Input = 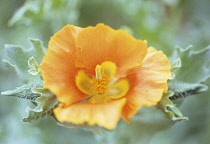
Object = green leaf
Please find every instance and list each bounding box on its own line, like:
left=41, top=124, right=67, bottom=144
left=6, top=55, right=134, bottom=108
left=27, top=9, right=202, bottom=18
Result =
left=22, top=88, right=58, bottom=122
left=3, top=39, right=46, bottom=82
left=1, top=82, right=41, bottom=101
left=159, top=46, right=210, bottom=122
left=156, top=91, right=188, bottom=121
left=28, top=39, right=47, bottom=63
left=2, top=59, right=16, bottom=73
left=170, top=45, right=210, bottom=83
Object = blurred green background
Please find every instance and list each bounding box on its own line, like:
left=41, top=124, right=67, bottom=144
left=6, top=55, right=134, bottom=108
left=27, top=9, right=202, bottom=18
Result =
left=0, top=0, right=210, bottom=144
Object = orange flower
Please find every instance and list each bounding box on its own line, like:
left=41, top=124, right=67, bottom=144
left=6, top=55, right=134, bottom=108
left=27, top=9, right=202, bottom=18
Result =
left=40, top=24, right=171, bottom=130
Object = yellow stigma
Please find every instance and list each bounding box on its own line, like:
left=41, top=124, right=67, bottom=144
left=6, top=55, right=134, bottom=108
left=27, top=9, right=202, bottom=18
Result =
left=91, top=65, right=110, bottom=94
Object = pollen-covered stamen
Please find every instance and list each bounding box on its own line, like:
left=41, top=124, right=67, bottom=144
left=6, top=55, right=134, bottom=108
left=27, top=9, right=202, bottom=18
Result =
left=91, top=65, right=110, bottom=94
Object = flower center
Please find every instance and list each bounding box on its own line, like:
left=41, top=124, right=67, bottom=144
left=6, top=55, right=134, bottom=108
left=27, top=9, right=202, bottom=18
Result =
left=75, top=61, right=129, bottom=103
left=91, top=65, right=110, bottom=94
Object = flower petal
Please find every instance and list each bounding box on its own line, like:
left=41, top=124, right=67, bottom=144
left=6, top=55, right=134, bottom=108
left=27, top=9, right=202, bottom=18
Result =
left=122, top=89, right=164, bottom=123
left=108, top=79, right=129, bottom=99
left=76, top=71, right=94, bottom=95
left=75, top=23, right=148, bottom=77
left=49, top=25, right=81, bottom=53
left=122, top=47, right=171, bottom=122
left=40, top=25, right=89, bottom=105
left=100, top=61, right=117, bottom=80
left=54, top=98, right=126, bottom=130
left=89, top=94, right=111, bottom=103
left=136, top=47, right=171, bottom=92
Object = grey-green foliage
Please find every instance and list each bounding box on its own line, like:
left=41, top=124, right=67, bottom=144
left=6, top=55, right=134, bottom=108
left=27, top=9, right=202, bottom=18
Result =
left=1, top=39, right=58, bottom=123
left=1, top=81, right=58, bottom=123
left=1, top=38, right=101, bottom=135
left=2, top=38, right=57, bottom=122
left=156, top=91, right=188, bottom=121
left=156, top=46, right=210, bottom=124
left=8, top=0, right=79, bottom=31
left=1, top=82, right=41, bottom=102
left=3, top=38, right=46, bottom=83
left=168, top=45, right=210, bottom=101
left=170, top=45, right=210, bottom=83
left=23, top=88, right=58, bottom=122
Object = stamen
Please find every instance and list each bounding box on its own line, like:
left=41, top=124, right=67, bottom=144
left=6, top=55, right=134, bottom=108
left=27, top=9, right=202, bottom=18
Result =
left=91, top=65, right=110, bottom=94
left=95, top=65, right=102, bottom=80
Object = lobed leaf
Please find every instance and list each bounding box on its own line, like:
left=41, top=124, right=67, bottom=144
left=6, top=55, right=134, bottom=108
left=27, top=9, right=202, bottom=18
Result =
left=156, top=91, right=188, bottom=121
left=157, top=45, right=210, bottom=122
left=22, top=88, right=58, bottom=122
left=1, top=82, right=41, bottom=102
left=170, top=45, right=210, bottom=83
left=3, top=39, right=46, bottom=82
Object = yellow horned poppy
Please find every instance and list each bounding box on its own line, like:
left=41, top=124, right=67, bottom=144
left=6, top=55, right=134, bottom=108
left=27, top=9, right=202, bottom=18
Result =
left=40, top=24, right=171, bottom=130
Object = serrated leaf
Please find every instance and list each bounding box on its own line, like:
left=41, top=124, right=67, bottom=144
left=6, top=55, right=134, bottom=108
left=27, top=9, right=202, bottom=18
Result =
left=170, top=45, right=210, bottom=83
left=28, top=39, right=47, bottom=62
left=22, top=88, right=58, bottom=122
left=156, top=91, right=188, bottom=121
left=162, top=46, right=210, bottom=121
left=1, top=82, right=42, bottom=101
left=57, top=122, right=101, bottom=136
left=4, top=39, right=46, bottom=82
left=2, top=59, right=16, bottom=72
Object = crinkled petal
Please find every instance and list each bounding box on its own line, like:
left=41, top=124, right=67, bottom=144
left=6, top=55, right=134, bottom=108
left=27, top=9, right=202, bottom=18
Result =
left=75, top=23, right=148, bottom=77
left=40, top=25, right=88, bottom=105
left=100, top=61, right=117, bottom=80
left=49, top=25, right=81, bottom=53
left=122, top=89, right=164, bottom=123
left=76, top=71, right=94, bottom=95
left=54, top=98, right=126, bottom=130
left=108, top=79, right=129, bottom=99
left=122, top=47, right=171, bottom=122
